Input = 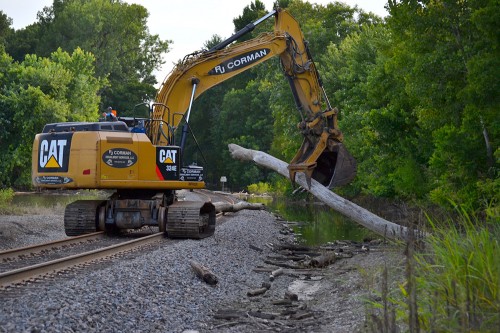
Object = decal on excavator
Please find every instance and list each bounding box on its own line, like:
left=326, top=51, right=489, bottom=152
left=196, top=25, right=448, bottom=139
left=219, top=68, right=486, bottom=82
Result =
left=38, top=133, right=72, bottom=173
left=208, top=48, right=271, bottom=75
left=156, top=147, right=180, bottom=180
left=180, top=167, right=203, bottom=182
left=35, top=176, right=73, bottom=185
left=102, top=148, right=137, bottom=168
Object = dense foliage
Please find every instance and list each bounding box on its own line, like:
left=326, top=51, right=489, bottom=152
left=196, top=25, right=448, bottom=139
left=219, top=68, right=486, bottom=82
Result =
left=185, top=0, right=498, bottom=218
left=3, top=0, right=169, bottom=113
left=0, top=0, right=497, bottom=217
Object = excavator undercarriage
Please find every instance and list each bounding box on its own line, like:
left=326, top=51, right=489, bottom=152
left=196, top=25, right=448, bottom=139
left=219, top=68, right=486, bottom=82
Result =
left=64, top=191, right=215, bottom=239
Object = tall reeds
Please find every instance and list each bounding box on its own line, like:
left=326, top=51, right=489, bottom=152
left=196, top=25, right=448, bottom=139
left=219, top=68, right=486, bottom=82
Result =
left=366, top=207, right=499, bottom=332
left=413, top=210, right=499, bottom=331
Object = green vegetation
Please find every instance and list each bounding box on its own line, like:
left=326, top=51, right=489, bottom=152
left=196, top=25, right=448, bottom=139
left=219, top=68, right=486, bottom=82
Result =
left=0, top=188, right=15, bottom=214
left=367, top=208, right=499, bottom=332
left=4, top=0, right=168, bottom=113
left=1, top=190, right=108, bottom=215
left=414, top=216, right=499, bottom=331
left=247, top=181, right=272, bottom=195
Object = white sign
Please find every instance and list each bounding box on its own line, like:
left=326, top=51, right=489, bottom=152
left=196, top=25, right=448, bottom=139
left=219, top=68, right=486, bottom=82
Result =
left=220, top=176, right=227, bottom=183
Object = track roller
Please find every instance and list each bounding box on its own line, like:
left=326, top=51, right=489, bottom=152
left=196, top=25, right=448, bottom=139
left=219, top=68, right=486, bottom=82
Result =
left=166, top=201, right=216, bottom=239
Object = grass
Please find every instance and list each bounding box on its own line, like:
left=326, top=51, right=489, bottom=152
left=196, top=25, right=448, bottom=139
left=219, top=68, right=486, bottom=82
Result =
left=366, top=207, right=500, bottom=332
left=414, top=211, right=499, bottom=332
left=0, top=188, right=16, bottom=214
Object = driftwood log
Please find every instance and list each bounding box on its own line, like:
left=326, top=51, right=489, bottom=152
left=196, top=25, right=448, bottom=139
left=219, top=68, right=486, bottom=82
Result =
left=228, top=143, right=412, bottom=241
left=213, top=201, right=265, bottom=214
left=189, top=260, right=218, bottom=285
left=247, top=282, right=271, bottom=297
left=269, top=267, right=284, bottom=281
left=310, top=253, right=337, bottom=268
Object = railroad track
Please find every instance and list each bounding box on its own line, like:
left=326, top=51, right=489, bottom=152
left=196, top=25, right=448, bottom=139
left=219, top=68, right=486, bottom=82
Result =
left=0, top=190, right=237, bottom=290
left=0, top=232, right=164, bottom=289
left=0, top=231, right=106, bottom=263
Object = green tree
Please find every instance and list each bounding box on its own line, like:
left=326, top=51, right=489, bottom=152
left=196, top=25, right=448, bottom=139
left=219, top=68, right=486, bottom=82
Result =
left=0, top=11, right=13, bottom=49
left=386, top=0, right=499, bottom=209
left=321, top=23, right=431, bottom=198
left=0, top=48, right=104, bottom=187
left=6, top=0, right=169, bottom=114
left=216, top=80, right=274, bottom=189
left=233, top=0, right=267, bottom=33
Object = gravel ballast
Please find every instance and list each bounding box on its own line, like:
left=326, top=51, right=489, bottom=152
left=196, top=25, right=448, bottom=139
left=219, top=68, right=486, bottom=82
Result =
left=1, top=207, right=299, bottom=332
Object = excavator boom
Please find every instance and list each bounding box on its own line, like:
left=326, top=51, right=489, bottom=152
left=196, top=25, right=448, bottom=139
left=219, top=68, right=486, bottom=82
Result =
left=151, top=8, right=356, bottom=188
left=150, top=9, right=356, bottom=188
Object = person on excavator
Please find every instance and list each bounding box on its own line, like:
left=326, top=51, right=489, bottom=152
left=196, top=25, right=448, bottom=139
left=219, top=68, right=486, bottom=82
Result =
left=102, top=106, right=117, bottom=121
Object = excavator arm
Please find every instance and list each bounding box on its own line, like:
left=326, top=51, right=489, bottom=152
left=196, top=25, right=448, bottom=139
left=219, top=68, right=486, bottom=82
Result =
left=151, top=8, right=356, bottom=188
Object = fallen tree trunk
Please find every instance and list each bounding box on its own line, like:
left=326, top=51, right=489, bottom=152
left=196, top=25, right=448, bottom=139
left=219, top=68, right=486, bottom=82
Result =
left=213, top=201, right=265, bottom=214
left=228, top=144, right=414, bottom=241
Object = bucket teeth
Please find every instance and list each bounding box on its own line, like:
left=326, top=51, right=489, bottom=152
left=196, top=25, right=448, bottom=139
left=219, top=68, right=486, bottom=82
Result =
left=288, top=142, right=356, bottom=189
left=288, top=162, right=316, bottom=189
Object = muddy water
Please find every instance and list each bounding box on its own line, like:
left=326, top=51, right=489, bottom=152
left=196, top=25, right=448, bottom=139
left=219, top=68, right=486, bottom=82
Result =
left=248, top=196, right=373, bottom=245
left=12, top=191, right=108, bottom=208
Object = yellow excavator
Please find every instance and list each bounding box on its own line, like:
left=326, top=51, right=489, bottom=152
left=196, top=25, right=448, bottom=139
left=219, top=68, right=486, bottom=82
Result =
left=31, top=8, right=356, bottom=238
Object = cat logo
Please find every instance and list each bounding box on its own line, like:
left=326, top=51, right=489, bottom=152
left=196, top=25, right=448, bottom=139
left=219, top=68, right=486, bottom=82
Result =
left=158, top=149, right=177, bottom=164
left=156, top=147, right=180, bottom=181
left=38, top=134, right=72, bottom=172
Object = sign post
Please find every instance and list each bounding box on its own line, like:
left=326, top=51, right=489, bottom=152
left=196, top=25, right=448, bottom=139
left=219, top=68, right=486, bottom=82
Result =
left=220, top=176, right=227, bottom=192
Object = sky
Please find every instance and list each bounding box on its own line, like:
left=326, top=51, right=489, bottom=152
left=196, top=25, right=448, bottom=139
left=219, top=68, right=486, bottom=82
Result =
left=1, top=0, right=388, bottom=86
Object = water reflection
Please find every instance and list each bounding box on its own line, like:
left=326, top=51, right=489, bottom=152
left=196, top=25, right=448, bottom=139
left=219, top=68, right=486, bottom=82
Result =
left=13, top=191, right=108, bottom=208
left=248, top=196, right=373, bottom=245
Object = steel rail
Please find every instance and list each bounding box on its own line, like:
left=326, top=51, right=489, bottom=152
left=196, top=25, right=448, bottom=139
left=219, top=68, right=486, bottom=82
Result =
left=0, top=232, right=163, bottom=288
left=0, top=232, right=105, bottom=262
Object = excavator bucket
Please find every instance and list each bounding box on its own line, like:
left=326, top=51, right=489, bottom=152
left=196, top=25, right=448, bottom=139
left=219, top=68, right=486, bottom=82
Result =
left=288, top=136, right=357, bottom=189
left=312, top=143, right=357, bottom=188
